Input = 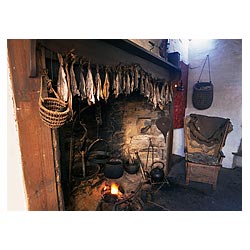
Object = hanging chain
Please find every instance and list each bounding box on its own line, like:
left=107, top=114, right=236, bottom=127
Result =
left=198, top=55, right=211, bottom=82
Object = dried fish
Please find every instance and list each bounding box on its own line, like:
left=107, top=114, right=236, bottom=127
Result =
left=130, top=69, right=135, bottom=93
left=103, top=70, right=110, bottom=102
left=79, top=67, right=87, bottom=100
left=65, top=60, right=73, bottom=118
left=57, top=53, right=68, bottom=102
left=95, top=65, right=103, bottom=101
left=144, top=75, right=150, bottom=98
left=125, top=71, right=130, bottom=95
left=140, top=71, right=145, bottom=95
left=160, top=81, right=167, bottom=102
left=93, top=73, right=96, bottom=96
left=156, top=83, right=162, bottom=110
left=113, top=72, right=120, bottom=98
left=165, top=82, right=170, bottom=104
left=156, top=84, right=160, bottom=102
left=153, top=82, right=157, bottom=110
left=134, top=66, right=139, bottom=90
left=118, top=69, right=122, bottom=93
left=122, top=72, right=126, bottom=92
left=70, top=58, right=80, bottom=97
left=148, top=78, right=154, bottom=103
left=86, top=63, right=95, bottom=105
left=157, top=81, right=166, bottom=110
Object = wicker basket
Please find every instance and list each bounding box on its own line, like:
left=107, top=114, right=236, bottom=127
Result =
left=192, top=55, right=214, bottom=110
left=192, top=81, right=213, bottom=110
left=39, top=75, right=70, bottom=129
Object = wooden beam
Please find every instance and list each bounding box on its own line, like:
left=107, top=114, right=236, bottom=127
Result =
left=8, top=39, right=59, bottom=210
left=39, top=39, right=175, bottom=80
left=29, top=39, right=37, bottom=77
left=101, top=39, right=181, bottom=79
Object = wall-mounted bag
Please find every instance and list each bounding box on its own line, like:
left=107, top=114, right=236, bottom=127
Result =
left=192, top=55, right=214, bottom=110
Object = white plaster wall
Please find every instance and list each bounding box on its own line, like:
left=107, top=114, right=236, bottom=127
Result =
left=186, top=39, right=242, bottom=168
left=7, top=64, right=27, bottom=210
left=172, top=128, right=185, bottom=156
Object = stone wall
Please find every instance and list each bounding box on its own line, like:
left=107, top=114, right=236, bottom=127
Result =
left=100, top=94, right=170, bottom=174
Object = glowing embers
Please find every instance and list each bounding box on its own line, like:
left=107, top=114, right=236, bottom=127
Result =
left=97, top=181, right=144, bottom=211
left=101, top=181, right=125, bottom=204
left=111, top=182, right=119, bottom=195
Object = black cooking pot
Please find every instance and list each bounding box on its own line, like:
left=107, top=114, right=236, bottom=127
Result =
left=124, top=159, right=140, bottom=174
left=150, top=161, right=165, bottom=182
left=103, top=158, right=124, bottom=179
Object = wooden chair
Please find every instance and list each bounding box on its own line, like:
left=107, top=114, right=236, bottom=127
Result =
left=184, top=114, right=233, bottom=190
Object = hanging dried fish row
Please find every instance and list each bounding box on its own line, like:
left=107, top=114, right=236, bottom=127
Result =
left=54, top=50, right=172, bottom=110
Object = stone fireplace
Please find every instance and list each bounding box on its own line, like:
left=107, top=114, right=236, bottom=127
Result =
left=59, top=92, right=173, bottom=210
left=38, top=39, right=180, bottom=210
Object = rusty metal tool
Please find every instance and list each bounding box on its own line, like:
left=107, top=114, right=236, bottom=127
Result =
left=135, top=151, right=146, bottom=180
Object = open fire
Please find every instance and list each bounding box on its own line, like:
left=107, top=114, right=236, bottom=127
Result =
left=101, top=181, right=124, bottom=200
left=111, top=183, right=119, bottom=195
left=97, top=181, right=144, bottom=211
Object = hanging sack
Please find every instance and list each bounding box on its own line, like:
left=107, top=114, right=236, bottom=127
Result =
left=192, top=55, right=214, bottom=110
left=39, top=74, right=70, bottom=129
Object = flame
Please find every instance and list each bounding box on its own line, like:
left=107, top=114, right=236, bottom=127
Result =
left=110, top=183, right=119, bottom=195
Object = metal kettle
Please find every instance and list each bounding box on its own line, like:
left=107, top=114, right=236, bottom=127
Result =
left=150, top=161, right=165, bottom=182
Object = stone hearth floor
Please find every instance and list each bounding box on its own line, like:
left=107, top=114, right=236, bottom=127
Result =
left=66, top=156, right=242, bottom=211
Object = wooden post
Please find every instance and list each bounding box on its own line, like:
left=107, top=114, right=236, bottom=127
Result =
left=29, top=39, right=37, bottom=77
left=51, top=129, right=65, bottom=210
left=8, top=39, right=59, bottom=210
